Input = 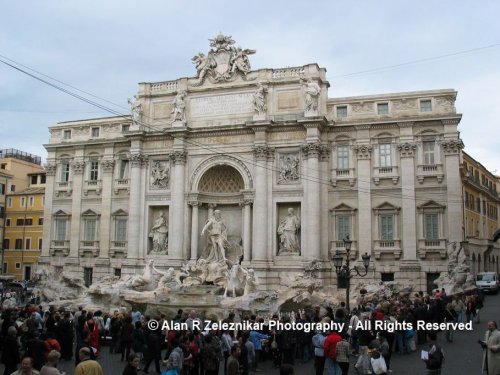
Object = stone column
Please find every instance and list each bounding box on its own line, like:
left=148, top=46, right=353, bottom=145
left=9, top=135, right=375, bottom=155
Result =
left=252, top=146, right=271, bottom=261
left=442, top=139, right=465, bottom=244
left=69, top=155, right=85, bottom=257
left=354, top=144, right=373, bottom=259
left=41, top=159, right=57, bottom=258
left=127, top=153, right=146, bottom=260
left=302, top=142, right=322, bottom=260
left=99, top=158, right=114, bottom=259
left=241, top=199, right=253, bottom=263
left=189, top=202, right=200, bottom=261
left=169, top=150, right=187, bottom=259
left=320, top=145, right=331, bottom=259
left=398, top=142, right=418, bottom=260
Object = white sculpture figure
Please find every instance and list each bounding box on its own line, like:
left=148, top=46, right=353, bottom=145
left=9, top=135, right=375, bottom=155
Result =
left=128, top=95, right=142, bottom=124
left=243, top=268, right=257, bottom=296
left=253, top=83, right=267, bottom=116
left=150, top=161, right=169, bottom=188
left=149, top=212, right=168, bottom=253
left=201, top=209, right=228, bottom=262
left=230, top=46, right=255, bottom=76
left=171, top=91, right=187, bottom=124
left=126, top=260, right=154, bottom=288
left=192, top=52, right=214, bottom=82
left=301, top=79, right=321, bottom=112
left=224, top=264, right=241, bottom=297
left=153, top=265, right=176, bottom=289
left=277, top=208, right=301, bottom=254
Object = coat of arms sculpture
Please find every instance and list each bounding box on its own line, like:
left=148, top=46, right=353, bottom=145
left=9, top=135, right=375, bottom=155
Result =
left=191, top=33, right=256, bottom=86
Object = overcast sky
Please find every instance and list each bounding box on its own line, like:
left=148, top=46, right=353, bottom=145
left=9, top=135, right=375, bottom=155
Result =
left=1, top=0, right=499, bottom=173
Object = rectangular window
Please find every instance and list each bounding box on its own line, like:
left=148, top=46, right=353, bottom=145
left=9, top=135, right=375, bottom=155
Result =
left=16, top=218, right=24, bottom=226
left=2, top=239, right=9, bottom=249
left=119, top=160, right=129, bottom=179
left=41, top=175, right=46, bottom=184
left=84, top=219, right=97, bottom=241
left=379, top=144, right=391, bottom=167
left=114, top=268, right=122, bottom=277
left=7, top=197, right=12, bottom=208
left=0, top=206, right=4, bottom=218
left=83, top=267, right=93, bottom=287
left=38, top=238, right=43, bottom=250
left=337, top=146, right=349, bottom=170
left=30, top=175, right=37, bottom=185
left=10, top=185, right=15, bottom=192
left=15, top=239, right=23, bottom=250
left=0, top=183, right=5, bottom=195
left=5, top=218, right=10, bottom=226
left=424, top=213, right=439, bottom=240
left=25, top=218, right=33, bottom=226
left=0, top=163, right=5, bottom=169
left=63, top=130, right=71, bottom=139
left=477, top=197, right=481, bottom=213
left=42, top=196, right=45, bottom=206
left=336, top=106, right=348, bottom=118
left=91, top=127, right=100, bottom=137
left=380, top=215, right=394, bottom=240
left=61, top=162, right=70, bottom=182
left=25, top=238, right=31, bottom=250
left=20, top=197, right=26, bottom=207
left=381, top=272, right=395, bottom=282
left=336, top=215, right=351, bottom=241
left=2, top=263, right=6, bottom=273
left=15, top=262, right=21, bottom=269
left=122, top=124, right=130, bottom=133
left=29, top=196, right=34, bottom=207
left=55, top=219, right=67, bottom=241
left=377, top=103, right=389, bottom=115
left=38, top=218, right=44, bottom=225
left=423, top=141, right=435, bottom=165
left=420, top=99, right=432, bottom=112
left=89, top=161, right=99, bottom=181
left=115, top=219, right=127, bottom=241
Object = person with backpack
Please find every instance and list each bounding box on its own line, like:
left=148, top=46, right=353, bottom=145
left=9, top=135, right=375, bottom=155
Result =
left=424, top=331, right=444, bottom=374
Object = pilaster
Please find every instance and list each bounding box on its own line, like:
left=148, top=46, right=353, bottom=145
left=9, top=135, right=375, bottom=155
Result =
left=398, top=142, right=417, bottom=260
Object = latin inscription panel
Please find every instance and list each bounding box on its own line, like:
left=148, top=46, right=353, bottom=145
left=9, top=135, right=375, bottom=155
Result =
left=190, top=92, right=254, bottom=118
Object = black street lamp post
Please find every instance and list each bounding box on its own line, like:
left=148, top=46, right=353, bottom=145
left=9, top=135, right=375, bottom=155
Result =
left=331, top=236, right=371, bottom=311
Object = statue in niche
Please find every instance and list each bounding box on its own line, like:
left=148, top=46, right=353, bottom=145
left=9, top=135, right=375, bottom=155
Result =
left=149, top=212, right=168, bottom=254
left=150, top=161, right=169, bottom=189
left=201, top=209, right=229, bottom=262
left=171, top=91, right=187, bottom=124
left=128, top=95, right=142, bottom=124
left=301, top=78, right=321, bottom=112
left=277, top=208, right=301, bottom=254
left=253, top=83, right=267, bottom=116
left=278, top=154, right=300, bottom=184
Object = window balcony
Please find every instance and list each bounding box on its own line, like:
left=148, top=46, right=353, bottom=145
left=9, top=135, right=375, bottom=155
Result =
left=79, top=240, right=100, bottom=257
left=373, top=166, right=399, bottom=185
left=329, top=240, right=358, bottom=260
left=84, top=180, right=102, bottom=196
left=54, top=181, right=72, bottom=197
left=113, top=178, right=130, bottom=195
left=50, top=240, right=70, bottom=256
left=418, top=238, right=447, bottom=259
left=331, top=168, right=356, bottom=187
left=417, top=164, right=444, bottom=183
left=110, top=240, right=127, bottom=257
left=374, top=239, right=402, bottom=259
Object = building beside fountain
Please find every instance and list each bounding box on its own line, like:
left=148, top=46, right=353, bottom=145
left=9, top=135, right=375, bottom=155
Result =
left=40, top=34, right=467, bottom=294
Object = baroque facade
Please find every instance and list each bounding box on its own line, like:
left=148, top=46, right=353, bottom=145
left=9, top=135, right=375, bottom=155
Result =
left=40, top=34, right=467, bottom=292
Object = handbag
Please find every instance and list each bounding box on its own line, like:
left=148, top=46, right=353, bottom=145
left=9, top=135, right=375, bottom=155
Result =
left=371, top=356, right=387, bottom=375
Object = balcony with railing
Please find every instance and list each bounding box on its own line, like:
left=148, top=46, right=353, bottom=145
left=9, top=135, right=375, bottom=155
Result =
left=84, top=180, right=102, bottom=196
left=418, top=238, right=447, bottom=258
left=417, top=164, right=444, bottom=183
left=54, top=181, right=72, bottom=197
left=374, top=239, right=402, bottom=259
left=79, top=240, right=100, bottom=257
left=50, top=240, right=70, bottom=256
left=110, top=240, right=127, bottom=257
left=331, top=168, right=356, bottom=187
left=373, top=166, right=399, bottom=185
left=329, top=240, right=359, bottom=260
left=113, top=178, right=129, bottom=195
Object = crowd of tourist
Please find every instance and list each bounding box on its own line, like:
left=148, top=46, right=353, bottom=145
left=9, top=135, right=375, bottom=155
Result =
left=0, top=287, right=496, bottom=375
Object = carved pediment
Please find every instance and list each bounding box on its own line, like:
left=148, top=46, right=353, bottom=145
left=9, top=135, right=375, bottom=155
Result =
left=53, top=209, right=70, bottom=216
left=82, top=209, right=100, bottom=217
left=330, top=203, right=357, bottom=212
left=112, top=209, right=128, bottom=216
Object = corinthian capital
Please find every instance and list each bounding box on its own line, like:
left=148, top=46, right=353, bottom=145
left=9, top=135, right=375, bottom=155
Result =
left=71, top=161, right=86, bottom=174
left=44, top=163, right=57, bottom=176
left=301, top=142, right=322, bottom=159
left=101, top=159, right=115, bottom=172
left=129, top=153, right=148, bottom=167
left=253, top=146, right=274, bottom=161
left=442, top=139, right=464, bottom=155
left=170, top=150, right=187, bottom=165
left=353, top=144, right=372, bottom=160
left=397, top=142, right=416, bottom=158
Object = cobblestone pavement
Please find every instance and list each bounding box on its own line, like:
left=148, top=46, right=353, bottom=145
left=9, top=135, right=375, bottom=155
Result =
left=1, top=293, right=497, bottom=374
